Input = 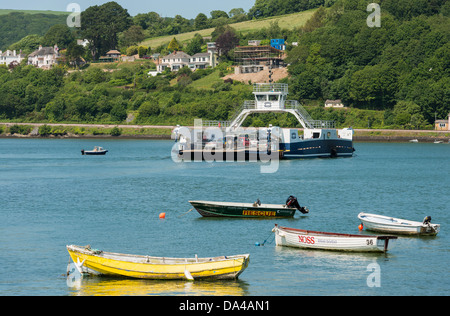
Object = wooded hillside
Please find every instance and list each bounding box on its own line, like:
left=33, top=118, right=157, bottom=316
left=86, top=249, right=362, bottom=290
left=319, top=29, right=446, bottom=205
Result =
left=0, top=0, right=448, bottom=131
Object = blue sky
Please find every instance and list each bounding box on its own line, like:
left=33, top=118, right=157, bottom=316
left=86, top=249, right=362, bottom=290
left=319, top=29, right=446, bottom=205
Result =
left=0, top=0, right=256, bottom=19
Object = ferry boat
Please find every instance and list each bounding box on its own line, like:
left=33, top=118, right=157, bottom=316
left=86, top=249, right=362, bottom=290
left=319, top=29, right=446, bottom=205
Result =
left=172, top=83, right=354, bottom=160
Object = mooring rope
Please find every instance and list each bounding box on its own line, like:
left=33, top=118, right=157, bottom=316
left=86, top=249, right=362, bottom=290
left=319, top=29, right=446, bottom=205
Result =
left=255, top=230, right=275, bottom=246
left=178, top=208, right=194, bottom=218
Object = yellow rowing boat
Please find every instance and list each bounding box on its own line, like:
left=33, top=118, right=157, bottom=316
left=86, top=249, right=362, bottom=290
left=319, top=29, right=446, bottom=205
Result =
left=66, top=245, right=250, bottom=280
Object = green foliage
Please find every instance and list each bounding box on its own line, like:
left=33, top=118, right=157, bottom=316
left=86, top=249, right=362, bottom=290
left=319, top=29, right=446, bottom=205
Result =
left=167, top=37, right=180, bottom=51
left=119, top=25, right=146, bottom=48
left=0, top=12, right=67, bottom=50
left=80, top=1, right=132, bottom=60
left=41, top=24, right=74, bottom=48
left=0, top=0, right=448, bottom=132
left=38, top=124, right=51, bottom=135
left=248, top=0, right=325, bottom=19
left=8, top=124, right=32, bottom=135
left=286, top=1, right=450, bottom=126
left=110, top=126, right=122, bottom=136
left=8, top=34, right=43, bottom=54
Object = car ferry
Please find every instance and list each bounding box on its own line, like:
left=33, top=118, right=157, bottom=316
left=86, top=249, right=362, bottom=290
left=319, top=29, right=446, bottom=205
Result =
left=172, top=83, right=354, bottom=160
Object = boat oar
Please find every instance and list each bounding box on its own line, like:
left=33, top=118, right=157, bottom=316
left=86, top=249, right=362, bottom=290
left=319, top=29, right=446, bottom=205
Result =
left=178, top=208, right=194, bottom=218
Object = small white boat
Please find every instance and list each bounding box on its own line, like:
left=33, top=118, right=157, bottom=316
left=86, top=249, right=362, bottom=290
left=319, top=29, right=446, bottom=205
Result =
left=409, top=139, right=419, bottom=143
left=272, top=224, right=397, bottom=252
left=81, top=146, right=108, bottom=155
left=358, top=213, right=440, bottom=236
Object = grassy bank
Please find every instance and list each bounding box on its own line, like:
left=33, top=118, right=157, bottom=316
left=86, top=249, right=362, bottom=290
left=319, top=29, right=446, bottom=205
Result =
left=1, top=122, right=449, bottom=142
left=354, top=129, right=450, bottom=142
left=140, top=9, right=316, bottom=48
left=0, top=123, right=173, bottom=139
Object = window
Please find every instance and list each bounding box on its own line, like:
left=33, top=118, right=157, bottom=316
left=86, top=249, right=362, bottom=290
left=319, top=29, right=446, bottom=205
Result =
left=256, top=95, right=266, bottom=101
left=268, top=95, right=279, bottom=101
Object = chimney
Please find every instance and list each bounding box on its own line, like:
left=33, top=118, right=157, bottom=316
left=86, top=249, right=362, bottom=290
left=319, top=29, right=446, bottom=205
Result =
left=39, top=45, right=42, bottom=50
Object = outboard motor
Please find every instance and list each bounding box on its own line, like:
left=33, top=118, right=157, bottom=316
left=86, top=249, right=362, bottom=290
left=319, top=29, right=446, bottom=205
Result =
left=286, top=195, right=309, bottom=214
left=423, top=216, right=432, bottom=225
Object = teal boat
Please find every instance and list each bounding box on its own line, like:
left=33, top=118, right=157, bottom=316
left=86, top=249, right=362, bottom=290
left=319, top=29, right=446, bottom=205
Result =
left=189, top=196, right=308, bottom=218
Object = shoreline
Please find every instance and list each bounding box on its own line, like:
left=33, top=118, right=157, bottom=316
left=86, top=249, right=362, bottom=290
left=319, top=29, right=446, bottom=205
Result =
left=1, top=122, right=449, bottom=142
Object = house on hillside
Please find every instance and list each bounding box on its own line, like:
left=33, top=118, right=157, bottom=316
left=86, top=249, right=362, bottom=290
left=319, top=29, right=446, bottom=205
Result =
left=98, top=49, right=122, bottom=62
left=0, top=50, right=26, bottom=67
left=27, top=45, right=60, bottom=69
left=234, top=45, right=285, bottom=74
left=157, top=51, right=217, bottom=72
left=158, top=51, right=191, bottom=72
left=190, top=53, right=212, bottom=69
left=324, top=99, right=345, bottom=108
left=434, top=113, right=450, bottom=131
left=106, top=50, right=121, bottom=59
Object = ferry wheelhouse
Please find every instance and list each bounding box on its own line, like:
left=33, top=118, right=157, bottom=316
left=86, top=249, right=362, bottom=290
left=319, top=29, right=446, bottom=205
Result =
left=172, top=83, right=354, bottom=159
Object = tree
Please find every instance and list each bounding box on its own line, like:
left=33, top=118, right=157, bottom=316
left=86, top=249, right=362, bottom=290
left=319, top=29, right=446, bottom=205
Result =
left=119, top=25, right=146, bottom=47
left=229, top=8, right=245, bottom=17
left=66, top=42, right=85, bottom=67
left=81, top=1, right=131, bottom=60
left=393, top=100, right=427, bottom=128
left=42, top=24, right=74, bottom=48
left=194, top=13, right=209, bottom=30
left=210, top=10, right=229, bottom=19
left=138, top=100, right=160, bottom=118
left=8, top=34, right=42, bottom=54
left=167, top=37, right=180, bottom=51
left=185, top=34, right=203, bottom=55
left=215, top=26, right=239, bottom=57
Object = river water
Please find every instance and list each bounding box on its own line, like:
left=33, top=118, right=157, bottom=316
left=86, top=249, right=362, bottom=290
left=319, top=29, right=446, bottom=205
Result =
left=0, top=138, right=448, bottom=296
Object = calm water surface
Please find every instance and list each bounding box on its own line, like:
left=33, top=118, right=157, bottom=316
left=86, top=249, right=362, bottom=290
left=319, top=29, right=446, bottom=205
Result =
left=0, top=139, right=449, bottom=296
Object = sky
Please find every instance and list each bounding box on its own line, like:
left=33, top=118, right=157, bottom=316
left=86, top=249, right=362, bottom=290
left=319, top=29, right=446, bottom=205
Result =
left=0, top=0, right=256, bottom=19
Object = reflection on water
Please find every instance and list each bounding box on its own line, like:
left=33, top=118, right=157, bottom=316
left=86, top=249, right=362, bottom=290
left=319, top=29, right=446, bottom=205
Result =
left=68, top=276, right=249, bottom=296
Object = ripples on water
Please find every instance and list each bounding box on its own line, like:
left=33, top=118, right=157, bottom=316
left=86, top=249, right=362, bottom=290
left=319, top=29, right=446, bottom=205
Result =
left=0, top=139, right=449, bottom=296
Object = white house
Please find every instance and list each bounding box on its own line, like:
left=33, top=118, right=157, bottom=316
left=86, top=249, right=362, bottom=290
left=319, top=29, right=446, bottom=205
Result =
left=189, top=53, right=212, bottom=70
left=325, top=99, right=345, bottom=108
left=157, top=50, right=217, bottom=72
left=158, top=51, right=191, bottom=72
left=28, top=45, right=60, bottom=69
left=0, top=50, right=25, bottom=67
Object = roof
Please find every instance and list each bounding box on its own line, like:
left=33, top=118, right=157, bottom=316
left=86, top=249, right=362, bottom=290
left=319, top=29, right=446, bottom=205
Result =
left=0, top=50, right=25, bottom=58
left=325, top=99, right=342, bottom=104
left=106, top=50, right=121, bottom=55
left=28, top=47, right=56, bottom=57
left=191, top=53, right=210, bottom=58
left=163, top=51, right=191, bottom=59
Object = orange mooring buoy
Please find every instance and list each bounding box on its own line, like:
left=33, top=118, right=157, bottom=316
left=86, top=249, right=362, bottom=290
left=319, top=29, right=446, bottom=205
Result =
left=358, top=223, right=363, bottom=230
left=159, top=212, right=166, bottom=219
